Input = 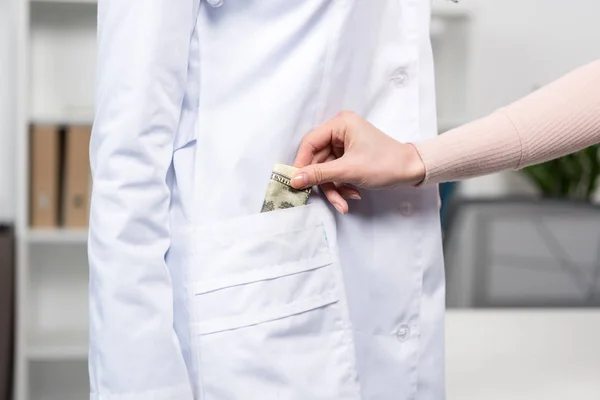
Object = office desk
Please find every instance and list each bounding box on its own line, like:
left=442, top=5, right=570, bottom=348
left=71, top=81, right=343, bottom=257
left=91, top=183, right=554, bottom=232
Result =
left=446, top=310, right=600, bottom=400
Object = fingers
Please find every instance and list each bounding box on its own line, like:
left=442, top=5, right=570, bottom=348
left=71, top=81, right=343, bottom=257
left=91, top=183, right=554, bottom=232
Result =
left=332, top=144, right=344, bottom=161
left=291, top=157, right=348, bottom=189
left=311, top=146, right=333, bottom=165
left=310, top=153, right=359, bottom=214
left=320, top=182, right=348, bottom=214
left=337, top=184, right=361, bottom=200
left=317, top=184, right=360, bottom=215
left=293, top=114, right=349, bottom=168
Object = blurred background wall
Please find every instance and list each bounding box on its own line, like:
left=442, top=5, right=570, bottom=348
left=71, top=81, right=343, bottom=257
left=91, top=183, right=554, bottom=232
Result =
left=458, top=0, right=600, bottom=198
left=0, top=0, right=16, bottom=222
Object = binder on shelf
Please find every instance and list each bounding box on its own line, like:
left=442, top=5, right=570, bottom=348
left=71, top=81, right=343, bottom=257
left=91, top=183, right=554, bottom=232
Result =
left=62, top=125, right=92, bottom=228
left=29, top=125, right=61, bottom=228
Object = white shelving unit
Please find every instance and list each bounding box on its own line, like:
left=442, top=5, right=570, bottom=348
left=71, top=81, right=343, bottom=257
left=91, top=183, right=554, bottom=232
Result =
left=15, top=0, right=95, bottom=398
left=13, top=0, right=473, bottom=398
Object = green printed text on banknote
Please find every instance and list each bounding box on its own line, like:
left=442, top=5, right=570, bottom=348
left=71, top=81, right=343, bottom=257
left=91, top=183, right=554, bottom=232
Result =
left=261, top=164, right=312, bottom=212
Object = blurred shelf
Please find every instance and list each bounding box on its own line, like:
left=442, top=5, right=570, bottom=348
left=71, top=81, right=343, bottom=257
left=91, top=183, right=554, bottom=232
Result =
left=31, top=0, right=96, bottom=4
left=28, top=228, right=88, bottom=244
left=30, top=116, right=94, bottom=127
left=28, top=330, right=88, bottom=361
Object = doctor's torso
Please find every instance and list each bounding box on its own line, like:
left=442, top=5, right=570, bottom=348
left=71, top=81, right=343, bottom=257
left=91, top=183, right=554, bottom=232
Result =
left=168, top=1, right=446, bottom=398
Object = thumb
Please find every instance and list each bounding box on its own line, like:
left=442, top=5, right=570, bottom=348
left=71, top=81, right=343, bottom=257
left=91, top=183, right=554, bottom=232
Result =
left=291, top=158, right=349, bottom=189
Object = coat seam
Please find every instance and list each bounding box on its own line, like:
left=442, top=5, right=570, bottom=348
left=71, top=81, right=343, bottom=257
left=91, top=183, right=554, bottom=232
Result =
left=331, top=253, right=363, bottom=399
left=312, top=0, right=344, bottom=127
left=186, top=5, right=203, bottom=399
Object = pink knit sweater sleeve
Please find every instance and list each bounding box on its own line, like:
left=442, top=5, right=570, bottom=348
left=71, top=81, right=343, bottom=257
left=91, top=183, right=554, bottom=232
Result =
left=413, top=59, right=600, bottom=186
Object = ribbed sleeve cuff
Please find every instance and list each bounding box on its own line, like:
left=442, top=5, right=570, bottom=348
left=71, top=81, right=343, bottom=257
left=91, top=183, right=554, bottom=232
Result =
left=412, top=110, right=522, bottom=186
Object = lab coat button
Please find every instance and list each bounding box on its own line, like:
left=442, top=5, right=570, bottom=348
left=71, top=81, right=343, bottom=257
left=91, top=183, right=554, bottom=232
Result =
left=396, top=324, right=410, bottom=342
left=399, top=201, right=414, bottom=216
left=390, top=70, right=408, bottom=88
left=206, top=0, right=224, bottom=7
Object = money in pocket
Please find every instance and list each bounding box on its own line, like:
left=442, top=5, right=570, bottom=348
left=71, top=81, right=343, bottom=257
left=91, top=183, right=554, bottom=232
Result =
left=261, top=164, right=312, bottom=213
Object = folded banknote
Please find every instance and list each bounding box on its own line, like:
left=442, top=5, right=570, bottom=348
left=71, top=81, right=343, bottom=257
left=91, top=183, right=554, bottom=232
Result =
left=261, top=164, right=312, bottom=213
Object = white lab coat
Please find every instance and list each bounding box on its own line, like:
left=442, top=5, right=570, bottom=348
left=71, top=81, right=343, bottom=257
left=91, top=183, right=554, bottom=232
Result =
left=88, top=0, right=445, bottom=399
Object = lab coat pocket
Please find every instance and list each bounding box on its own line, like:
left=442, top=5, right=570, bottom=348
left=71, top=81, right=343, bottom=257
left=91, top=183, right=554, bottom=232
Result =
left=189, top=203, right=361, bottom=400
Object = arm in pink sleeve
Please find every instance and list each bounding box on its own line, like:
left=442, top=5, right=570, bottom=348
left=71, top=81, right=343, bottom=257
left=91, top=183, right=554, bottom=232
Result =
left=413, top=59, right=600, bottom=185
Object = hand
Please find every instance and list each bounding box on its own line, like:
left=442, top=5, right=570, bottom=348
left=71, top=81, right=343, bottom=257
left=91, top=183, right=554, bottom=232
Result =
left=291, top=111, right=426, bottom=214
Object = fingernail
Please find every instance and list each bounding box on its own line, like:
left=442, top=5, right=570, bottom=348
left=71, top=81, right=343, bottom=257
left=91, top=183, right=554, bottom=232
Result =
left=334, top=204, right=345, bottom=214
left=348, top=193, right=361, bottom=200
left=292, top=173, right=308, bottom=188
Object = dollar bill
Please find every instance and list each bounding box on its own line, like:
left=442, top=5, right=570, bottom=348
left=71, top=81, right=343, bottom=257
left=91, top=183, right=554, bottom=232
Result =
left=261, top=164, right=312, bottom=213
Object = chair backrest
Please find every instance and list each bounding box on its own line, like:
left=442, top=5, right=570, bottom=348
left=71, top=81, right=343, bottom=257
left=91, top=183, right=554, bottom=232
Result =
left=443, top=198, right=600, bottom=308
